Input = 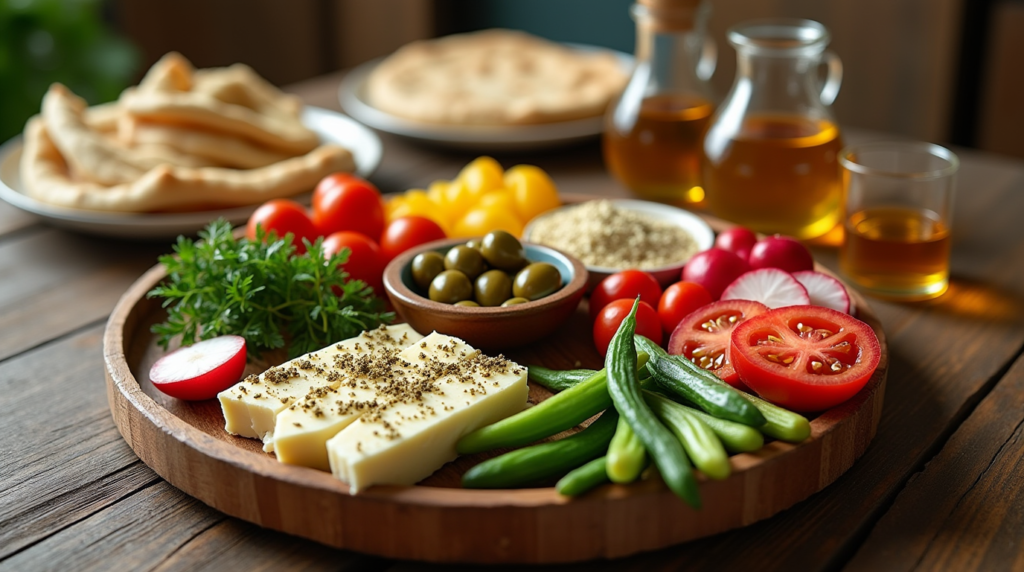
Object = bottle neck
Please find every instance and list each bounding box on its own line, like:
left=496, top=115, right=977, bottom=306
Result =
left=633, top=14, right=708, bottom=96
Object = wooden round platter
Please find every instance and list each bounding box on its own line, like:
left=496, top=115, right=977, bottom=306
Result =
left=103, top=217, right=888, bottom=565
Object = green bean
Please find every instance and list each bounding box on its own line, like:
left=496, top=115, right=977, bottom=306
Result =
left=736, top=389, right=812, bottom=443
left=527, top=366, right=596, bottom=393
left=635, top=335, right=765, bottom=427
left=645, top=392, right=730, bottom=480
left=607, top=299, right=700, bottom=508
left=462, top=410, right=618, bottom=489
left=606, top=416, right=646, bottom=483
left=556, top=456, right=610, bottom=496
left=458, top=354, right=648, bottom=454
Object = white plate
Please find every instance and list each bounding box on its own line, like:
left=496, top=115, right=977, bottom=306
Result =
left=523, top=199, right=715, bottom=288
left=0, top=107, right=382, bottom=240
left=339, top=44, right=633, bottom=152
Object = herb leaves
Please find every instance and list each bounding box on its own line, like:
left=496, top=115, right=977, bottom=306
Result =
left=148, top=220, right=392, bottom=359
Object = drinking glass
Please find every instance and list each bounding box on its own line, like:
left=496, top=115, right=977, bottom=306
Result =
left=839, top=142, right=958, bottom=300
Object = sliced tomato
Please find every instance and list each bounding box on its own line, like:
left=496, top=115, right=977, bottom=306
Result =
left=730, top=305, right=881, bottom=412
left=667, top=299, right=769, bottom=387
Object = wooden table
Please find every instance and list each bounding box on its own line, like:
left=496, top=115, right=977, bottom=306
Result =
left=3, top=72, right=1023, bottom=572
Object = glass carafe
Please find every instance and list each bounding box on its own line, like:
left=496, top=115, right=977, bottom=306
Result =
left=603, top=0, right=716, bottom=207
left=703, top=19, right=844, bottom=238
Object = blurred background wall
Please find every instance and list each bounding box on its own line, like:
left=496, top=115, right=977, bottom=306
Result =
left=3, top=0, right=1023, bottom=158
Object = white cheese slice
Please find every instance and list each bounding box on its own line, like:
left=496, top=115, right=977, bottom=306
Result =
left=217, top=324, right=423, bottom=448
left=273, top=331, right=476, bottom=472
left=326, top=332, right=528, bottom=493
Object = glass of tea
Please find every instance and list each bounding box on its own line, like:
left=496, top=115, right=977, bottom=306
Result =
left=839, top=142, right=958, bottom=300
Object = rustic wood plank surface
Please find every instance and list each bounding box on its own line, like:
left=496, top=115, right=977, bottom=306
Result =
left=0, top=71, right=1022, bottom=571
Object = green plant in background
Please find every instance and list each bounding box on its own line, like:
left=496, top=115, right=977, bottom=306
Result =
left=0, top=0, right=138, bottom=141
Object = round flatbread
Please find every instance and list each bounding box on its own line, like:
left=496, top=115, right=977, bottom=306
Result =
left=366, top=29, right=628, bottom=126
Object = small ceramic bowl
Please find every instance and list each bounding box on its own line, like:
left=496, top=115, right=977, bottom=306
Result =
left=522, top=198, right=715, bottom=288
left=383, top=238, right=588, bottom=350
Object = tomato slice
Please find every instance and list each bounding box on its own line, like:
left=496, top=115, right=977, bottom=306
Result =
left=730, top=305, right=881, bottom=412
left=667, top=299, right=769, bottom=387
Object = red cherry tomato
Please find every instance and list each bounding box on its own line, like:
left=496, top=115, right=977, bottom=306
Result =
left=246, top=199, right=317, bottom=254
left=312, top=173, right=386, bottom=240
left=589, top=270, right=663, bottom=321
left=715, top=227, right=758, bottom=261
left=149, top=335, right=247, bottom=401
left=730, top=305, right=881, bottom=412
left=379, top=216, right=447, bottom=262
left=748, top=235, right=814, bottom=273
left=667, top=299, right=768, bottom=387
left=593, top=299, right=662, bottom=356
left=657, top=281, right=713, bottom=334
left=322, top=231, right=385, bottom=294
left=681, top=248, right=750, bottom=300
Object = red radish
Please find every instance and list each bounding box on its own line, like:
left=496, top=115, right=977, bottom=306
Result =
left=721, top=268, right=810, bottom=309
left=681, top=248, right=750, bottom=300
left=149, top=336, right=247, bottom=401
left=748, top=235, right=814, bottom=273
left=792, top=270, right=851, bottom=313
left=715, top=227, right=758, bottom=261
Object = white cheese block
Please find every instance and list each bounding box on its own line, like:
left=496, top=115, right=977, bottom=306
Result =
left=327, top=332, right=528, bottom=493
left=217, top=324, right=423, bottom=449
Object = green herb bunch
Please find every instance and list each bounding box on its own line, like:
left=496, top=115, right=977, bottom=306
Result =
left=148, top=219, right=393, bottom=359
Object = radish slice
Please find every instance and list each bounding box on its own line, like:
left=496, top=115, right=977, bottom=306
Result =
left=149, top=335, right=247, bottom=401
left=721, top=268, right=810, bottom=309
left=792, top=270, right=851, bottom=313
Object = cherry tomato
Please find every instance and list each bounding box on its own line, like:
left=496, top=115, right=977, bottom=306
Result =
left=589, top=270, right=663, bottom=321
left=379, top=216, right=447, bottom=262
left=715, top=227, right=758, bottom=261
left=452, top=205, right=523, bottom=238
left=312, top=173, right=385, bottom=240
left=246, top=199, right=317, bottom=254
left=667, top=299, right=769, bottom=387
left=504, top=164, right=561, bottom=222
left=593, top=299, right=662, bottom=356
left=322, top=231, right=385, bottom=294
left=457, top=156, right=505, bottom=197
left=658, top=281, right=713, bottom=334
left=730, top=305, right=881, bottom=412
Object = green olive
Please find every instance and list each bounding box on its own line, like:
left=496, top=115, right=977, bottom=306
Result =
left=444, top=245, right=487, bottom=280
left=501, top=297, right=531, bottom=307
left=411, top=251, right=445, bottom=291
left=465, top=239, right=483, bottom=251
left=474, top=269, right=513, bottom=307
left=513, top=262, right=562, bottom=301
left=428, top=270, right=473, bottom=304
left=455, top=300, right=480, bottom=307
left=480, top=230, right=527, bottom=271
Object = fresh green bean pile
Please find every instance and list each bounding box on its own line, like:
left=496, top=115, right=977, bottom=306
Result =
left=457, top=298, right=811, bottom=507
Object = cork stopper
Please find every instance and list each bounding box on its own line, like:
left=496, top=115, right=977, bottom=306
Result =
left=637, top=0, right=705, bottom=32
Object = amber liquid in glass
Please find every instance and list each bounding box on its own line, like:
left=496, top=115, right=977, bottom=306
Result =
left=840, top=206, right=951, bottom=299
left=704, top=114, right=843, bottom=238
left=604, top=94, right=714, bottom=207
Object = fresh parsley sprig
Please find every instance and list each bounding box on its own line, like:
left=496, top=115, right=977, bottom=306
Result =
left=148, top=219, right=393, bottom=359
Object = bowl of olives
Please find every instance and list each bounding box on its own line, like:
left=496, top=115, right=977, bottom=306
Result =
left=383, top=231, right=588, bottom=350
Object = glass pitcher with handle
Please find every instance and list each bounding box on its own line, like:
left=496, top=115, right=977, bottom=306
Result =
left=702, top=19, right=843, bottom=239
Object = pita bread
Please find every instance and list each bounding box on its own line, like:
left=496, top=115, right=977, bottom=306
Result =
left=121, top=53, right=318, bottom=155
left=21, top=117, right=354, bottom=213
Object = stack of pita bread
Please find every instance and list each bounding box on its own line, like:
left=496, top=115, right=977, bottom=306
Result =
left=21, top=52, right=355, bottom=213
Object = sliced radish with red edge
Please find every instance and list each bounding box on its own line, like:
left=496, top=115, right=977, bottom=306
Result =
left=721, top=268, right=810, bottom=309
left=149, top=335, right=247, bottom=401
left=792, top=270, right=851, bottom=313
